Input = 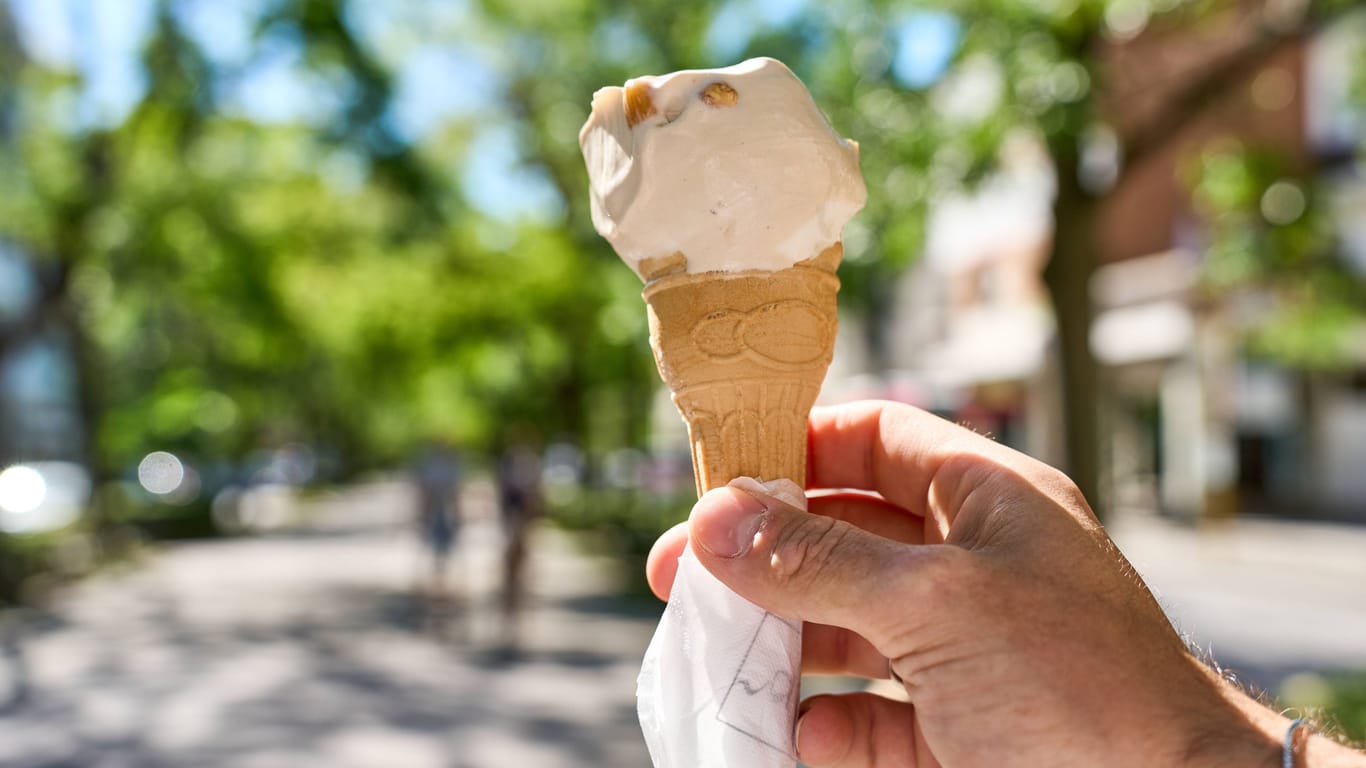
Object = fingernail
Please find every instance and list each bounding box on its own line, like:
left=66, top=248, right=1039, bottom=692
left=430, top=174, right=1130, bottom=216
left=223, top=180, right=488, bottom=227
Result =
left=691, top=486, right=768, bottom=558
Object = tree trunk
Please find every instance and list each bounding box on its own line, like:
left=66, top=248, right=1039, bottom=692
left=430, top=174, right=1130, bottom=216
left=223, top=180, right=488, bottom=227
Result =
left=63, top=302, right=111, bottom=509
left=54, top=135, right=114, bottom=530
left=1043, top=139, right=1104, bottom=517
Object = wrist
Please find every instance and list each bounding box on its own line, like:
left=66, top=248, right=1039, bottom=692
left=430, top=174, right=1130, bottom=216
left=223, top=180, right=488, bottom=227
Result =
left=1301, top=727, right=1366, bottom=767
left=1174, top=665, right=1283, bottom=767
left=1176, top=667, right=1366, bottom=767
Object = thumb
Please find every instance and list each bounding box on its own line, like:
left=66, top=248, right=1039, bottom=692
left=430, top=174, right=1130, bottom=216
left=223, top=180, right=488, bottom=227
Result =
left=689, top=479, right=914, bottom=640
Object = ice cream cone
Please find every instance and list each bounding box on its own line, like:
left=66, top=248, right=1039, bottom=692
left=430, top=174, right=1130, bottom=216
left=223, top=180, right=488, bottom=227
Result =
left=645, top=244, right=841, bottom=496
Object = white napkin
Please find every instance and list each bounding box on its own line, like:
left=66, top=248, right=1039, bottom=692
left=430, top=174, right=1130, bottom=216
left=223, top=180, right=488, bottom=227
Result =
left=637, top=478, right=805, bottom=768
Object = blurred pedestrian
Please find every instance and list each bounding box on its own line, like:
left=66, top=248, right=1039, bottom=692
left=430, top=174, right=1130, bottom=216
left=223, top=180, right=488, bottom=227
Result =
left=412, top=441, right=462, bottom=602
left=497, top=433, right=543, bottom=651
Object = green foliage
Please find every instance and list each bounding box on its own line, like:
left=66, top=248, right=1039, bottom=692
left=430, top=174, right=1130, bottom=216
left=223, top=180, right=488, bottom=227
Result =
left=0, top=0, right=667, bottom=481
left=0, top=531, right=56, bottom=603
left=1189, top=145, right=1366, bottom=369
left=1280, top=671, right=1366, bottom=745
left=1327, top=674, right=1366, bottom=745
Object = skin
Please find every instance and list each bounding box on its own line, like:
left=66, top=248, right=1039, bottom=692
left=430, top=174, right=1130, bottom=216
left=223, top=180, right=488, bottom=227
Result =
left=646, top=401, right=1366, bottom=767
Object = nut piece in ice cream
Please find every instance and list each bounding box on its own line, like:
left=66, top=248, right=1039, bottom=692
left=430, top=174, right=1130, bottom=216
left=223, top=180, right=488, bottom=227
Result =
left=699, top=81, right=738, bottom=108
left=639, top=252, right=688, bottom=281
left=624, top=81, right=657, bottom=128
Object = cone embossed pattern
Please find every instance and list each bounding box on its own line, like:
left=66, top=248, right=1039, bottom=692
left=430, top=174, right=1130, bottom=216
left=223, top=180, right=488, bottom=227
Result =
left=645, top=255, right=839, bottom=496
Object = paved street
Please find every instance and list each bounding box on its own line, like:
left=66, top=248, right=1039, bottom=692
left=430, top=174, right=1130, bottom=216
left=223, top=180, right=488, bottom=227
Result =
left=1112, top=511, right=1366, bottom=693
left=0, top=480, right=659, bottom=768
left=0, top=482, right=1363, bottom=767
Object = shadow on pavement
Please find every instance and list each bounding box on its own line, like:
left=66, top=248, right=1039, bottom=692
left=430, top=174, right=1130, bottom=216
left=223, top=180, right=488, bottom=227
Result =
left=0, top=525, right=656, bottom=768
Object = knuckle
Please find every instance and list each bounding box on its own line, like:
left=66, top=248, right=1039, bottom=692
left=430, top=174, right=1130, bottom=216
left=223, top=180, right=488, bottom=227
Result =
left=934, top=451, right=997, bottom=488
left=931, top=448, right=1095, bottom=530
left=929, top=452, right=1005, bottom=508
left=1040, top=467, right=1094, bottom=518
left=765, top=515, right=852, bottom=589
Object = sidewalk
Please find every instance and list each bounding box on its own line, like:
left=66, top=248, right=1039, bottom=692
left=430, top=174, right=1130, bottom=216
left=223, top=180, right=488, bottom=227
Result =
left=1110, top=511, right=1366, bottom=692
left=0, top=480, right=659, bottom=768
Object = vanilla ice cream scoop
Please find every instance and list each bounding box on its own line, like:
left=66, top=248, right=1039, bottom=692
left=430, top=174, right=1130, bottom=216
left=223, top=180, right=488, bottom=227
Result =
left=579, top=57, right=866, bottom=281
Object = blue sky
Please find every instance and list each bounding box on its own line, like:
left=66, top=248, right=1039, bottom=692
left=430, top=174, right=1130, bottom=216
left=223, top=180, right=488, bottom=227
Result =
left=10, top=0, right=154, bottom=127
left=8, top=0, right=492, bottom=132
left=894, top=11, right=960, bottom=88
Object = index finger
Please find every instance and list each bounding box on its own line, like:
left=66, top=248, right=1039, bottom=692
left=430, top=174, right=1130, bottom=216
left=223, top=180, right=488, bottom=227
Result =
left=806, top=400, right=1070, bottom=525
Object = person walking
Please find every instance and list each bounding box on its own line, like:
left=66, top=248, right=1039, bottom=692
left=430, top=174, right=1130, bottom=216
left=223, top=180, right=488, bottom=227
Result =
left=413, top=441, right=462, bottom=606
left=497, top=437, right=543, bottom=652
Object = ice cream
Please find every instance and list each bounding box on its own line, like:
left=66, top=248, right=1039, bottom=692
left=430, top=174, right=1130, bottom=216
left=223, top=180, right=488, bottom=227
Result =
left=582, top=58, right=866, bottom=768
left=580, top=57, right=866, bottom=493
left=580, top=57, right=866, bottom=281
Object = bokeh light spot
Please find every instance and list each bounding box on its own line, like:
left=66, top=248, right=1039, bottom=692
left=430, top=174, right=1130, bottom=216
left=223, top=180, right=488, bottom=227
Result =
left=1104, top=0, right=1151, bottom=41
left=138, top=451, right=186, bottom=495
left=0, top=466, right=47, bottom=514
left=1050, top=61, right=1091, bottom=103
left=1261, top=180, right=1306, bottom=226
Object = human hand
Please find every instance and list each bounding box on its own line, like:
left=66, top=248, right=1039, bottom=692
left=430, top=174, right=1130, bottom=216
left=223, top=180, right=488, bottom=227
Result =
left=647, top=401, right=1357, bottom=767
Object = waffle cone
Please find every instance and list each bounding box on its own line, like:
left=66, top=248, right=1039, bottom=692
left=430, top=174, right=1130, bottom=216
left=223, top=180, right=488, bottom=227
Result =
left=644, top=246, right=840, bottom=496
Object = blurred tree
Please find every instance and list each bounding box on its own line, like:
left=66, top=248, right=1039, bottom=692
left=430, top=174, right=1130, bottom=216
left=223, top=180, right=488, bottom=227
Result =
left=0, top=0, right=18, bottom=134
left=253, top=0, right=662, bottom=458
left=0, top=0, right=663, bottom=558
left=1191, top=145, right=1365, bottom=370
